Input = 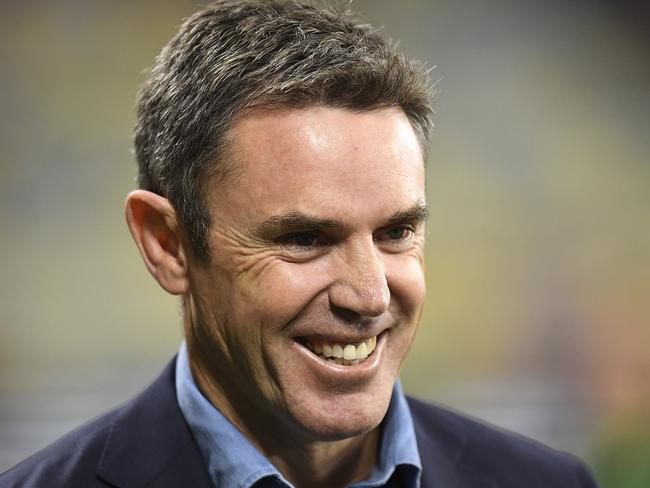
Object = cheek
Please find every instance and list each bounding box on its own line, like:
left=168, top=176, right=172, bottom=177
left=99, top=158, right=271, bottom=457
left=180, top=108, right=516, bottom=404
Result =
left=385, top=254, right=426, bottom=314
left=237, top=260, right=331, bottom=332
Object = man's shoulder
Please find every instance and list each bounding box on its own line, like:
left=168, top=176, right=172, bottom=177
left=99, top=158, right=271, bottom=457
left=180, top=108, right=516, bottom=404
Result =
left=0, top=357, right=211, bottom=488
left=406, top=395, right=599, bottom=487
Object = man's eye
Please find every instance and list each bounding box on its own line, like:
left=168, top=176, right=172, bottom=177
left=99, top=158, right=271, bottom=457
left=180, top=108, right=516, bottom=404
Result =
left=282, top=233, right=318, bottom=248
left=379, top=226, right=414, bottom=241
left=373, top=226, right=417, bottom=252
left=385, top=227, right=412, bottom=240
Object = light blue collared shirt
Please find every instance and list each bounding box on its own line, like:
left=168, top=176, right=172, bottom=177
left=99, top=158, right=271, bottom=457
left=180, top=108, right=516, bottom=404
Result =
left=175, top=342, right=422, bottom=487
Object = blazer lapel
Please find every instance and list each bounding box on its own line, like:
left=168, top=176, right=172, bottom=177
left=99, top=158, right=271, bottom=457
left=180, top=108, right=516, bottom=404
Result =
left=96, top=358, right=213, bottom=488
left=408, top=397, right=499, bottom=488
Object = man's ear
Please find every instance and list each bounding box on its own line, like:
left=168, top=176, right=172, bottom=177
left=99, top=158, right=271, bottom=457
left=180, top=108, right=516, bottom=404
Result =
left=125, top=190, right=189, bottom=295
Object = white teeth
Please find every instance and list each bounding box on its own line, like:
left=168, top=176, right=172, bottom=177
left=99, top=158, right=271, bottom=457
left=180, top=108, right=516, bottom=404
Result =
left=368, top=336, right=376, bottom=354
left=343, top=344, right=356, bottom=360
left=306, top=335, right=378, bottom=364
left=356, top=342, right=368, bottom=359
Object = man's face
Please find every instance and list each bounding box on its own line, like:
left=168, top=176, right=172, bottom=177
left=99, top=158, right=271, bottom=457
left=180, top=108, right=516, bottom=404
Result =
left=189, top=107, right=426, bottom=441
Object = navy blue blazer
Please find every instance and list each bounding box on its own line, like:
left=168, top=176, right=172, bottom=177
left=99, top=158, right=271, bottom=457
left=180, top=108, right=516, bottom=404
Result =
left=1, top=358, right=599, bottom=487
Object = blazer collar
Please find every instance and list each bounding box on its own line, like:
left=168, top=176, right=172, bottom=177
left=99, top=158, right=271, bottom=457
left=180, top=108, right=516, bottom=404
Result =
left=96, top=357, right=212, bottom=488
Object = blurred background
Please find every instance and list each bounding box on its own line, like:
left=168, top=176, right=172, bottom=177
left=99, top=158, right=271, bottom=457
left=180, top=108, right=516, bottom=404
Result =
left=1, top=0, right=648, bottom=485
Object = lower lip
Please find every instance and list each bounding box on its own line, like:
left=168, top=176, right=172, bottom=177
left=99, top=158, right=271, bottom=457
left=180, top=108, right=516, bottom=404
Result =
left=291, top=331, right=387, bottom=382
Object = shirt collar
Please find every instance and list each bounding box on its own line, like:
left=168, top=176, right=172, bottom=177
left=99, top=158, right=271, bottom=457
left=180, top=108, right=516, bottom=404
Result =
left=358, top=380, right=422, bottom=487
left=175, top=341, right=421, bottom=488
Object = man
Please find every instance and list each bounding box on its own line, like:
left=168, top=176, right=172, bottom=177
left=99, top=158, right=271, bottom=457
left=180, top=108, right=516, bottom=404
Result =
left=1, top=1, right=599, bottom=487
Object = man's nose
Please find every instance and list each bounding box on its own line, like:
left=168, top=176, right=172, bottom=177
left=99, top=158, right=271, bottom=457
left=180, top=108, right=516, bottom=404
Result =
left=328, top=240, right=390, bottom=318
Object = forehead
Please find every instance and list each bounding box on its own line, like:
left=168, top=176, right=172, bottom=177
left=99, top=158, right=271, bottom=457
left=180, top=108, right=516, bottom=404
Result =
left=208, top=107, right=425, bottom=224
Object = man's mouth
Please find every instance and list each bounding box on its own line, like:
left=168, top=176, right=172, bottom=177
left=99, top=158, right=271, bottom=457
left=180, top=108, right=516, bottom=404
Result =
left=297, top=335, right=379, bottom=366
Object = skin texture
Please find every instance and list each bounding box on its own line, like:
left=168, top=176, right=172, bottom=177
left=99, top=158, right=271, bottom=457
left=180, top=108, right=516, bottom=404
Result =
left=126, top=107, right=427, bottom=487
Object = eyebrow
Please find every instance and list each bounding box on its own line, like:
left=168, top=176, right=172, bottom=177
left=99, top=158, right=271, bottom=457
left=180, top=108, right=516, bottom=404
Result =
left=383, top=200, right=429, bottom=227
left=252, top=200, right=429, bottom=238
left=252, top=213, right=343, bottom=238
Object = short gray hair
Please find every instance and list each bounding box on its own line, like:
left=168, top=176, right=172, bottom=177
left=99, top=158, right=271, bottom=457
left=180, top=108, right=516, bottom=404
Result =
left=134, top=0, right=434, bottom=260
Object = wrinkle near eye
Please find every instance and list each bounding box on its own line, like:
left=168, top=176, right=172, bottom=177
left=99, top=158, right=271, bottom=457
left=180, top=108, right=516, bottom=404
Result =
left=209, top=225, right=292, bottom=278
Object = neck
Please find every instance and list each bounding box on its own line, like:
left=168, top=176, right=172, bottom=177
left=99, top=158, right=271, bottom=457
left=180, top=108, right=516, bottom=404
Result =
left=268, top=429, right=380, bottom=488
left=189, top=353, right=381, bottom=488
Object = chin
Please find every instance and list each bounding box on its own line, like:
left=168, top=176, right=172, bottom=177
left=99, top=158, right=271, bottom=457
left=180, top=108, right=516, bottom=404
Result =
left=284, top=384, right=394, bottom=442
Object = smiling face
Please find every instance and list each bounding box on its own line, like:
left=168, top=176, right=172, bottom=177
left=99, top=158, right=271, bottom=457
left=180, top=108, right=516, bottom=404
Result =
left=186, top=106, right=426, bottom=444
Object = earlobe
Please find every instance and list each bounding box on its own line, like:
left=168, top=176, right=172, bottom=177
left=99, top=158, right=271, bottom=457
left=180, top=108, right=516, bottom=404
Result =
left=125, top=190, right=189, bottom=295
